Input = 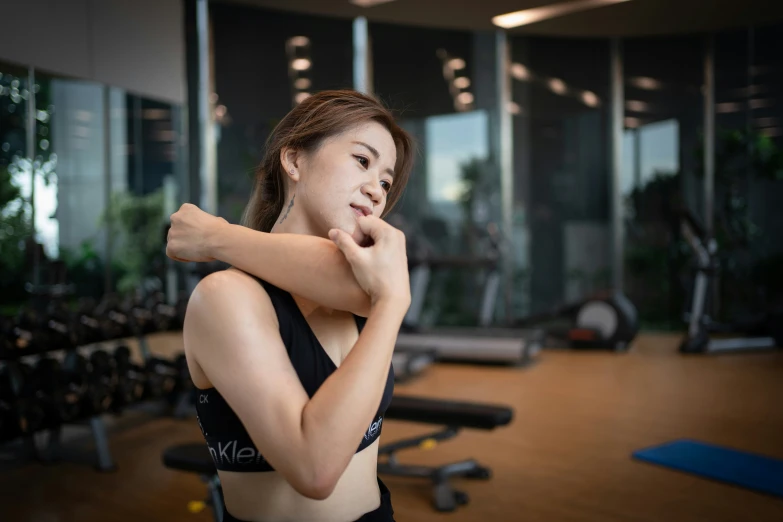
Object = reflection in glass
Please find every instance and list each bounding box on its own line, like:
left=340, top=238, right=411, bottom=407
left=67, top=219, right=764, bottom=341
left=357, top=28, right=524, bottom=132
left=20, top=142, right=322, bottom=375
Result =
left=622, top=36, right=703, bottom=329
left=0, top=63, right=32, bottom=306
left=511, top=36, right=611, bottom=314
left=712, top=26, right=783, bottom=324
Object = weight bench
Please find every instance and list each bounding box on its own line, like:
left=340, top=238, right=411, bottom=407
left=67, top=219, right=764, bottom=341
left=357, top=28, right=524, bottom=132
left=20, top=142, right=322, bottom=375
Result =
left=380, top=394, right=513, bottom=512
left=162, top=395, right=513, bottom=518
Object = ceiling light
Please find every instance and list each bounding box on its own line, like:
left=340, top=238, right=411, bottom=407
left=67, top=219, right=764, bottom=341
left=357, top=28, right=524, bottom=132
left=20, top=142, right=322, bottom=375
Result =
left=508, top=101, right=522, bottom=115
left=625, top=100, right=650, bottom=112
left=492, top=0, right=632, bottom=29
left=510, top=63, right=530, bottom=81
left=295, top=92, right=311, bottom=104
left=628, top=76, right=662, bottom=90
left=625, top=117, right=642, bottom=129
left=350, top=0, right=397, bottom=6
left=548, top=78, right=567, bottom=95
left=291, top=58, right=312, bottom=71
left=287, top=36, right=310, bottom=47
left=581, top=91, right=600, bottom=107
left=749, top=98, right=775, bottom=110
left=453, top=77, right=471, bottom=89
left=294, top=78, right=312, bottom=90
left=457, top=92, right=474, bottom=104
left=716, top=102, right=742, bottom=113
left=754, top=117, right=779, bottom=128
left=448, top=58, right=466, bottom=70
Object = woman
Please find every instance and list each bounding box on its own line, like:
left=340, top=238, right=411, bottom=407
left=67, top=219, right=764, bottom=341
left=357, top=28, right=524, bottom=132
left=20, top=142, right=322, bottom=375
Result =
left=170, top=90, right=414, bottom=522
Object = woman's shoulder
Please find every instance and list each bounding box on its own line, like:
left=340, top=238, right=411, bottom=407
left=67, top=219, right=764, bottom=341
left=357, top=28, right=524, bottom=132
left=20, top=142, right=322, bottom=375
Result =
left=188, top=267, right=275, bottom=318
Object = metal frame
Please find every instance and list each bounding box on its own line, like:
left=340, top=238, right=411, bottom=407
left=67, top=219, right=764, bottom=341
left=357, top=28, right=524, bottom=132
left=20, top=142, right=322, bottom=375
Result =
left=703, top=35, right=715, bottom=239
left=610, top=38, right=624, bottom=293
left=496, top=30, right=514, bottom=322
left=378, top=426, right=491, bottom=512
left=353, top=16, right=372, bottom=95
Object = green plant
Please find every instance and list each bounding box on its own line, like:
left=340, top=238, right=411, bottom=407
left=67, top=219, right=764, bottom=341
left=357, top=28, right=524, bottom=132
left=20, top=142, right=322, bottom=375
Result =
left=0, top=163, right=33, bottom=307
left=102, top=189, right=166, bottom=294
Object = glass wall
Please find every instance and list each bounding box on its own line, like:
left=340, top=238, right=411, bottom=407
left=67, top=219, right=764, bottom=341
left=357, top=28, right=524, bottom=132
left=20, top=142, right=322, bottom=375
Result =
left=210, top=3, right=354, bottom=223
left=712, top=26, right=783, bottom=324
left=371, top=22, right=502, bottom=327
left=510, top=36, right=611, bottom=317
left=0, top=60, right=184, bottom=313
left=620, top=35, right=705, bottom=329
left=0, top=61, right=32, bottom=309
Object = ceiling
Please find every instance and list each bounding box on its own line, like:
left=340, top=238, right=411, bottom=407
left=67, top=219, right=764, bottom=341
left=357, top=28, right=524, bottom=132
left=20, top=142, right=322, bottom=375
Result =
left=216, top=0, right=783, bottom=37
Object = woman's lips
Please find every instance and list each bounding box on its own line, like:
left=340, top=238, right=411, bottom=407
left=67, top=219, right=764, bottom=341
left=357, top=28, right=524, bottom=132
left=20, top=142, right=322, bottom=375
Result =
left=351, top=204, right=371, bottom=217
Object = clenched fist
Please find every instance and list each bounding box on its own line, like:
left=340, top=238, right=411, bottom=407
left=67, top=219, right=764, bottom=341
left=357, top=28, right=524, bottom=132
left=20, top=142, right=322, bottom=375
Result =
left=166, top=203, right=228, bottom=262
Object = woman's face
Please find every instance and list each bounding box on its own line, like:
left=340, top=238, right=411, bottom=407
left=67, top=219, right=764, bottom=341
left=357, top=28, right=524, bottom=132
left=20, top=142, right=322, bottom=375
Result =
left=285, top=121, right=398, bottom=245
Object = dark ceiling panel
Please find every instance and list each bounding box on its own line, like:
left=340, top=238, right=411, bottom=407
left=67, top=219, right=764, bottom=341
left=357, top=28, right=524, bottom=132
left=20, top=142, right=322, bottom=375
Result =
left=214, top=0, right=783, bottom=37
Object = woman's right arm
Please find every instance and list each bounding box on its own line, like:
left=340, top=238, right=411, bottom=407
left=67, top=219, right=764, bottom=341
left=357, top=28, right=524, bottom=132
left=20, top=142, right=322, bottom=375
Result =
left=186, top=217, right=409, bottom=500
left=167, top=204, right=371, bottom=316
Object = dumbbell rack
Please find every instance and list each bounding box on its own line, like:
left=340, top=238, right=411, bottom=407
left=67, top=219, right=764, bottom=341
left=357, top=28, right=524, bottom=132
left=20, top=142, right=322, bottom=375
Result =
left=0, top=333, right=189, bottom=473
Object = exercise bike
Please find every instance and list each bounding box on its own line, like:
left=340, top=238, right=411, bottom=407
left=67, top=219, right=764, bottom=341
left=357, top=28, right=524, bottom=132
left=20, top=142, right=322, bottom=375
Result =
left=513, top=291, right=639, bottom=352
left=678, top=210, right=782, bottom=354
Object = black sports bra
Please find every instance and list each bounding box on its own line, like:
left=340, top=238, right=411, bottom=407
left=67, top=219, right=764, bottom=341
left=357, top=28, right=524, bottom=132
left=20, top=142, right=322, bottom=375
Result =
left=194, top=278, right=395, bottom=472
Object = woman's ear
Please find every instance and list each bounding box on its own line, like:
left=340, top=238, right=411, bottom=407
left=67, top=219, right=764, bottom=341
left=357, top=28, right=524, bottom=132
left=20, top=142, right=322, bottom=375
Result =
left=280, top=147, right=301, bottom=182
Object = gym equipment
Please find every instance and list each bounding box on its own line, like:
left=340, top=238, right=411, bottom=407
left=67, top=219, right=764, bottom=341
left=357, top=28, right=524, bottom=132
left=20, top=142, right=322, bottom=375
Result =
left=398, top=252, right=543, bottom=366
left=93, top=294, right=135, bottom=341
left=379, top=395, right=513, bottom=512
left=113, top=345, right=147, bottom=409
left=144, top=356, right=179, bottom=401
left=391, top=349, right=437, bottom=383
left=633, top=439, right=783, bottom=498
left=513, top=292, right=639, bottom=352
left=678, top=210, right=781, bottom=354
left=162, top=394, right=514, bottom=516
left=62, top=352, right=114, bottom=416
left=33, top=357, right=82, bottom=425
left=145, top=292, right=181, bottom=332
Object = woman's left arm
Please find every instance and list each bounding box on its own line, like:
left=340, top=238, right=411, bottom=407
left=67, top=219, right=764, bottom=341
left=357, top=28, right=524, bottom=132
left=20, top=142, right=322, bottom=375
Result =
left=167, top=204, right=372, bottom=316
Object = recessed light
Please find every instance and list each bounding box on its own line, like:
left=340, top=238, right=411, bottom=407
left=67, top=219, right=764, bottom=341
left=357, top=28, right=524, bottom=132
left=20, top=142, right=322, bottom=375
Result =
left=493, top=0, right=632, bottom=29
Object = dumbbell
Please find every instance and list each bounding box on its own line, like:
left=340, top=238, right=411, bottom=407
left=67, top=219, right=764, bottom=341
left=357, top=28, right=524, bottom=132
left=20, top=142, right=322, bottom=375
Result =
left=94, top=294, right=134, bottom=341
left=144, top=357, right=179, bottom=400
left=3, top=314, right=40, bottom=352
left=15, top=307, right=76, bottom=351
left=173, top=353, right=192, bottom=397
left=33, top=357, right=83, bottom=425
left=145, top=292, right=179, bottom=332
left=121, top=295, right=157, bottom=336
left=0, top=367, right=21, bottom=442
left=0, top=362, right=47, bottom=436
left=90, top=350, right=119, bottom=412
left=62, top=352, right=114, bottom=417
left=113, top=346, right=147, bottom=408
left=48, top=300, right=105, bottom=347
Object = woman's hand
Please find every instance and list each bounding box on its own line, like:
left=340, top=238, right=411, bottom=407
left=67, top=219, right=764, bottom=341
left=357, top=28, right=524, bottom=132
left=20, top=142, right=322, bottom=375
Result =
left=166, top=204, right=229, bottom=262
left=328, top=216, right=410, bottom=309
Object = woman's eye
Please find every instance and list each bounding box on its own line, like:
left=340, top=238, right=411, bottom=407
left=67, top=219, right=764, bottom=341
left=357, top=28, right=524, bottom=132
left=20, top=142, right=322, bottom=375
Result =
left=355, top=155, right=369, bottom=168
left=380, top=180, right=392, bottom=192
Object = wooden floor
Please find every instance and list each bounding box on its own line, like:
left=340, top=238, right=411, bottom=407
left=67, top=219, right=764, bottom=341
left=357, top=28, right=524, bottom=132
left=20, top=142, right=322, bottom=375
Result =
left=2, top=332, right=783, bottom=522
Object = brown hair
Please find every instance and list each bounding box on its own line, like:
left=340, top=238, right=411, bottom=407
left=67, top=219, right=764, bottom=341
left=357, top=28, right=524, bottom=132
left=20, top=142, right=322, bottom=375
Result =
left=241, top=89, right=415, bottom=232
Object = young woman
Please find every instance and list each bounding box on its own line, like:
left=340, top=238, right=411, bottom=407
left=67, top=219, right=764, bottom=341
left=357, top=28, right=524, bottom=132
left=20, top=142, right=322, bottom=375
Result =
left=168, top=90, right=415, bottom=522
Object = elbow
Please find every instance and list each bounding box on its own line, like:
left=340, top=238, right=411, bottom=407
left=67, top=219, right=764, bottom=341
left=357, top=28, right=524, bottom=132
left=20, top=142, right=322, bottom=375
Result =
left=295, top=467, right=339, bottom=501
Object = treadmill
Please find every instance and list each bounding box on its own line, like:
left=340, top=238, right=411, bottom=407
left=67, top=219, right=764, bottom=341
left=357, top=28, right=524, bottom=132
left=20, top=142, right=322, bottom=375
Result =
left=395, top=254, right=544, bottom=366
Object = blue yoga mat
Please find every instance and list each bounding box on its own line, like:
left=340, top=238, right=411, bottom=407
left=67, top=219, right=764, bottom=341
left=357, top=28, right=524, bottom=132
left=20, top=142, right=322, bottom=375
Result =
left=632, top=439, right=783, bottom=498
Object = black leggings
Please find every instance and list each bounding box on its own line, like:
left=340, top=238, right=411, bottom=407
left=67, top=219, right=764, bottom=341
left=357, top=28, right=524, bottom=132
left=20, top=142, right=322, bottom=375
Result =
left=221, top=477, right=395, bottom=522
